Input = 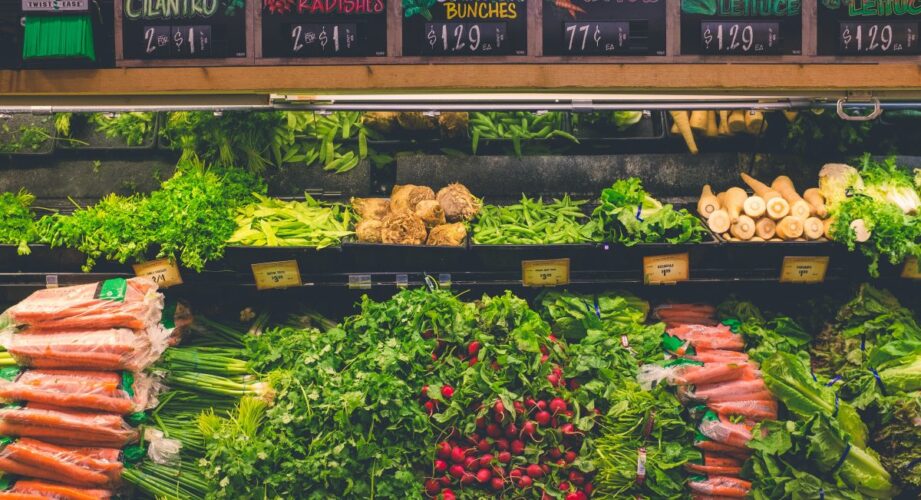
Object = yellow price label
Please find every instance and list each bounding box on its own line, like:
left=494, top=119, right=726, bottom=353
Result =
left=252, top=260, right=302, bottom=290
left=643, top=253, right=689, bottom=285
left=901, top=257, right=921, bottom=280
left=779, top=256, right=829, bottom=284
left=522, top=258, right=570, bottom=287
left=133, top=258, right=183, bottom=288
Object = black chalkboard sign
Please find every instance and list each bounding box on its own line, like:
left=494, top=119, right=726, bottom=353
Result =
left=542, top=0, right=665, bottom=56
left=121, top=0, right=246, bottom=60
left=680, top=0, right=801, bottom=55
left=818, top=1, right=921, bottom=56
left=402, top=0, right=527, bottom=56
left=262, top=0, right=387, bottom=57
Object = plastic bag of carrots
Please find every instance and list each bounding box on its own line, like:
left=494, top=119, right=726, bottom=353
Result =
left=2, top=277, right=162, bottom=332
left=0, top=479, right=112, bottom=500
left=0, top=327, right=172, bottom=372
left=0, top=404, right=139, bottom=448
left=0, top=369, right=159, bottom=415
left=0, top=437, right=123, bottom=488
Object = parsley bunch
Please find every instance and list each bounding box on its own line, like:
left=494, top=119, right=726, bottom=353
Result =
left=0, top=189, right=41, bottom=255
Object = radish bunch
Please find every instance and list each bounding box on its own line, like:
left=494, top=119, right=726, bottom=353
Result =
left=426, top=397, right=593, bottom=499
left=264, top=0, right=294, bottom=14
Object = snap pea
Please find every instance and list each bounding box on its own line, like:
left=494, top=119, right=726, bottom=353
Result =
left=472, top=195, right=598, bottom=245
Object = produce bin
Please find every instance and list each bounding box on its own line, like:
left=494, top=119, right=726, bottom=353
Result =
left=56, top=112, right=160, bottom=151
left=0, top=114, right=56, bottom=156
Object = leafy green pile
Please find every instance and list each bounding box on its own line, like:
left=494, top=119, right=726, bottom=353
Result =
left=228, top=194, right=354, bottom=248
left=472, top=195, right=597, bottom=245
left=592, top=178, right=708, bottom=245
left=87, top=112, right=155, bottom=146
left=718, top=299, right=811, bottom=364
left=0, top=190, right=40, bottom=255
left=859, top=155, right=920, bottom=215
left=38, top=160, right=263, bottom=271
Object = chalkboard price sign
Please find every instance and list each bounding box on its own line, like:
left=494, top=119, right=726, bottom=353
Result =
left=122, top=0, right=246, bottom=60
left=818, top=1, right=921, bottom=56
left=403, top=0, right=527, bottom=56
left=680, top=1, right=801, bottom=56
left=700, top=21, right=780, bottom=54
left=543, top=0, right=665, bottom=56
left=262, top=1, right=387, bottom=58
left=839, top=22, right=919, bottom=55
left=423, top=22, right=506, bottom=54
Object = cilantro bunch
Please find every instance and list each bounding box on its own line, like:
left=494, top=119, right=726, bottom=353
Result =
left=0, top=189, right=41, bottom=255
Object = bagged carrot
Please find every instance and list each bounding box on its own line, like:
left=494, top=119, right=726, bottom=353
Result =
left=0, top=369, right=159, bottom=415
left=0, top=404, right=139, bottom=447
left=2, top=278, right=163, bottom=332
left=0, top=327, right=171, bottom=372
left=0, top=479, right=112, bottom=500
left=0, top=437, right=123, bottom=487
left=637, top=359, right=748, bottom=389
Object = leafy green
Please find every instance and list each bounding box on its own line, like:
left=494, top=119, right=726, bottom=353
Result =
left=88, top=112, right=155, bottom=146
left=538, top=289, right=649, bottom=342
left=718, top=299, right=811, bottom=364
left=0, top=190, right=40, bottom=255
left=228, top=194, right=354, bottom=248
left=857, top=154, right=920, bottom=215
left=830, top=193, right=921, bottom=277
left=762, top=351, right=868, bottom=448
left=871, top=394, right=921, bottom=494
left=592, top=178, right=707, bottom=245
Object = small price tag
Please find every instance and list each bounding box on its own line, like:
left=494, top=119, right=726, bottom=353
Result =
left=348, top=274, right=372, bottom=290
left=901, top=257, right=921, bottom=280
left=395, top=274, right=409, bottom=289
left=779, top=256, right=829, bottom=284
left=133, top=258, right=183, bottom=288
left=522, top=259, right=570, bottom=287
left=251, top=260, right=302, bottom=290
left=643, top=253, right=689, bottom=285
left=44, top=274, right=58, bottom=289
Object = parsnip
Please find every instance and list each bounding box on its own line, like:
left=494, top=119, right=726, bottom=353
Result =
left=723, top=187, right=748, bottom=223
left=776, top=216, right=804, bottom=240
left=803, top=188, right=827, bottom=218
left=850, top=219, right=871, bottom=242
left=718, top=110, right=731, bottom=135
left=741, top=173, right=789, bottom=219
left=755, top=218, right=776, bottom=240
left=690, top=110, right=708, bottom=131
left=728, top=110, right=746, bottom=133
left=803, top=217, right=824, bottom=240
left=730, top=215, right=756, bottom=240
left=697, top=185, right=721, bottom=219
left=771, top=176, right=811, bottom=220
left=707, top=209, right=731, bottom=234
left=750, top=236, right=765, bottom=242
left=669, top=111, right=698, bottom=155
left=743, top=196, right=766, bottom=218
left=823, top=217, right=835, bottom=240
left=704, top=111, right=719, bottom=137
left=744, top=111, right=765, bottom=134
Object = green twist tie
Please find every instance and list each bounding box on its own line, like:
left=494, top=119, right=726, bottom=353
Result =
left=721, top=318, right=741, bottom=333
left=125, top=411, right=148, bottom=427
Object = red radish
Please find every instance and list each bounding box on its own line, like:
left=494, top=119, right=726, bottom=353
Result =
left=422, top=329, right=434, bottom=339
left=439, top=475, right=451, bottom=486
left=468, top=341, right=481, bottom=356
left=549, top=446, right=562, bottom=459
left=441, top=489, right=456, bottom=500
left=559, top=481, right=572, bottom=491
left=494, top=438, right=509, bottom=451
left=542, top=493, right=553, bottom=500
left=525, top=397, right=537, bottom=408
left=537, top=400, right=548, bottom=411
left=497, top=451, right=511, bottom=464
left=490, top=361, right=501, bottom=371
left=464, top=456, right=479, bottom=471
left=541, top=354, right=549, bottom=363
left=437, top=442, right=452, bottom=459
left=505, top=422, right=518, bottom=438
left=486, top=423, right=502, bottom=438
left=541, top=464, right=550, bottom=475
left=468, top=433, right=481, bottom=444
left=513, top=401, right=525, bottom=414
left=564, top=410, right=574, bottom=418
left=547, top=373, right=560, bottom=386
left=424, top=401, right=436, bottom=414
left=568, top=470, right=585, bottom=485
left=477, top=439, right=491, bottom=452
left=569, top=379, right=580, bottom=390
left=564, top=451, right=577, bottom=463
left=431, top=353, right=438, bottom=361
left=549, top=398, right=568, bottom=414
left=584, top=482, right=593, bottom=494
left=560, top=424, right=580, bottom=438
left=518, top=475, right=533, bottom=488
left=494, top=400, right=505, bottom=419
left=535, top=411, right=551, bottom=426
left=460, top=473, right=475, bottom=486
left=526, top=464, right=544, bottom=478
left=468, top=357, right=478, bottom=367
left=421, top=385, right=430, bottom=398
left=425, top=479, right=440, bottom=495
left=490, top=477, right=504, bottom=491
left=451, top=447, right=466, bottom=463
left=476, top=468, right=492, bottom=483
left=449, top=465, right=465, bottom=478
left=509, top=469, right=522, bottom=480
left=434, top=459, right=448, bottom=472
left=540, top=345, right=549, bottom=355
left=521, top=421, right=537, bottom=439
left=510, top=439, right=525, bottom=455
left=556, top=459, right=567, bottom=467
left=479, top=454, right=494, bottom=467
left=475, top=416, right=487, bottom=429
left=565, top=493, right=582, bottom=500
left=441, top=385, right=454, bottom=399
